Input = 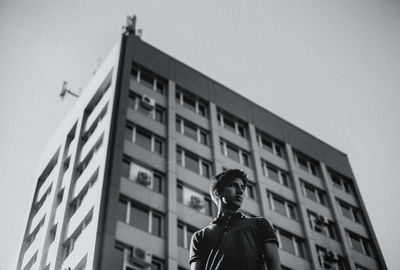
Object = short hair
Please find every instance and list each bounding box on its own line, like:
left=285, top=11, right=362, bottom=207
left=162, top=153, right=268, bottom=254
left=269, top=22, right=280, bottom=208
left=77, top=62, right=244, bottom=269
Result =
left=210, top=169, right=248, bottom=205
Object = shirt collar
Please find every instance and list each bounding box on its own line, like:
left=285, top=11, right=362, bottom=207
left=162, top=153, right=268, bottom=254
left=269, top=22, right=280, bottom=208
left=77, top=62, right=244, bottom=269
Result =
left=211, top=211, right=246, bottom=225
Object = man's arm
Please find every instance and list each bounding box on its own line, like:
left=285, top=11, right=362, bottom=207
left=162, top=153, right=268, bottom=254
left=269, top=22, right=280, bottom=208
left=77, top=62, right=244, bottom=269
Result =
left=190, top=260, right=204, bottom=270
left=263, top=242, right=282, bottom=270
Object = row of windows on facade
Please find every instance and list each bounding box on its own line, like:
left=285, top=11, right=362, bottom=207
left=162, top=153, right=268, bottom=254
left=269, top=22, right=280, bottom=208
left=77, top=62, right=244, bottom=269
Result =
left=124, top=105, right=355, bottom=197
left=129, top=63, right=357, bottom=189
left=128, top=89, right=287, bottom=161
left=121, top=152, right=364, bottom=229
left=116, top=196, right=374, bottom=269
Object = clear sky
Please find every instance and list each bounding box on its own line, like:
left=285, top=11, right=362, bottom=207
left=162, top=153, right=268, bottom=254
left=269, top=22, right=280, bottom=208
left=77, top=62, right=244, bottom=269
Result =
left=1, top=1, right=399, bottom=269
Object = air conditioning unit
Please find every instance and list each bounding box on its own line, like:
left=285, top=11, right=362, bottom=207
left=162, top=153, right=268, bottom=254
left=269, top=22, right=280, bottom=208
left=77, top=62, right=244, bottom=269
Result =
left=136, top=171, right=153, bottom=188
left=127, top=247, right=152, bottom=268
left=322, top=251, right=338, bottom=269
left=140, top=95, right=155, bottom=110
left=190, top=195, right=205, bottom=210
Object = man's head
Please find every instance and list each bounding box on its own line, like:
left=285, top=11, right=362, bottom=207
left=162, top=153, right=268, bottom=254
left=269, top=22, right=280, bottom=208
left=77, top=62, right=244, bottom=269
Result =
left=210, top=169, right=248, bottom=209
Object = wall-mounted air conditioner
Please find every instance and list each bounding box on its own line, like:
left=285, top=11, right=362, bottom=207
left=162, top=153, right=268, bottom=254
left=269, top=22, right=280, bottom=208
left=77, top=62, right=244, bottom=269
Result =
left=190, top=195, right=205, bottom=210
left=136, top=171, right=153, bottom=189
left=126, top=247, right=152, bottom=269
left=140, top=95, right=155, bottom=110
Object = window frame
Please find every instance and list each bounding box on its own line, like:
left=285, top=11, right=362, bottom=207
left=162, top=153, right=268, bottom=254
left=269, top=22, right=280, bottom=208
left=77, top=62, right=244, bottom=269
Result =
left=294, top=151, right=321, bottom=177
left=126, top=124, right=165, bottom=156
left=275, top=227, right=306, bottom=258
left=128, top=91, right=166, bottom=124
left=217, top=110, right=248, bottom=138
left=257, top=131, right=284, bottom=158
left=177, top=221, right=199, bottom=249
left=176, top=147, right=212, bottom=178
left=127, top=200, right=164, bottom=238
left=220, top=140, right=251, bottom=166
left=262, top=161, right=290, bottom=188
left=176, top=116, right=209, bottom=146
left=301, top=181, right=327, bottom=206
left=175, top=88, right=208, bottom=117
left=131, top=62, right=167, bottom=95
left=268, top=192, right=297, bottom=220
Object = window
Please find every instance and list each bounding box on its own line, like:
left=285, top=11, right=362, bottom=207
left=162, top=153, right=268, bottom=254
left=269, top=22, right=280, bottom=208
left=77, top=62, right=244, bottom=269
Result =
left=220, top=140, right=251, bottom=166
left=316, top=246, right=349, bottom=270
left=347, top=231, right=373, bottom=257
left=301, top=181, right=327, bottom=206
left=70, top=172, right=98, bottom=215
left=125, top=124, right=165, bottom=155
left=177, top=182, right=217, bottom=216
left=151, top=257, right=165, bottom=270
left=176, top=87, right=208, bottom=117
left=76, top=137, right=103, bottom=177
left=82, top=104, right=108, bottom=145
left=178, top=221, right=199, bottom=249
left=84, top=73, right=111, bottom=114
left=338, top=200, right=362, bottom=224
left=64, top=211, right=93, bottom=258
left=25, top=218, right=45, bottom=248
left=22, top=251, right=38, bottom=270
left=37, top=151, right=59, bottom=190
left=217, top=110, right=247, bottom=138
left=177, top=147, right=212, bottom=177
left=176, top=116, right=209, bottom=145
left=330, top=171, right=354, bottom=194
left=121, top=157, right=164, bottom=194
left=275, top=227, right=306, bottom=258
left=128, top=92, right=166, bottom=124
left=262, top=161, right=290, bottom=188
left=294, top=151, right=321, bottom=177
left=257, top=131, right=284, bottom=158
left=124, top=200, right=164, bottom=238
left=131, top=62, right=167, bottom=95
left=268, top=192, right=297, bottom=220
left=245, top=182, right=256, bottom=200
left=308, top=211, right=338, bottom=240
left=32, top=185, right=52, bottom=216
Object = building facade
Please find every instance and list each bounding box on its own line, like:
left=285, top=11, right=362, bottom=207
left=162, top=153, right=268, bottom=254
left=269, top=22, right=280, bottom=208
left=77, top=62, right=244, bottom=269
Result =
left=17, top=30, right=387, bottom=270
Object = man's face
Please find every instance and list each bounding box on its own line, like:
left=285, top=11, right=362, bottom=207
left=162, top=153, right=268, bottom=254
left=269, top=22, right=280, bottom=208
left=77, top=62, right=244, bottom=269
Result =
left=220, top=178, right=246, bottom=209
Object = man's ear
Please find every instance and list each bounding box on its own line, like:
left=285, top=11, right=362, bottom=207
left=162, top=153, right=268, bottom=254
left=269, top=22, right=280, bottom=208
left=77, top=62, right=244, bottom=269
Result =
left=213, top=189, right=221, bottom=198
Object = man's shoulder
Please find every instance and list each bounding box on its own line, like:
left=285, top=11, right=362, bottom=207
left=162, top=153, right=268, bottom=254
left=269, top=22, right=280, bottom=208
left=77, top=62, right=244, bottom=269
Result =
left=193, top=223, right=218, bottom=238
left=243, top=216, right=275, bottom=228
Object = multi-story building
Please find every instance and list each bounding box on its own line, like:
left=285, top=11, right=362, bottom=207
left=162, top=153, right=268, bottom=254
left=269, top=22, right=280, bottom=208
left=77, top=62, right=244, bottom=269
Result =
left=17, top=22, right=387, bottom=270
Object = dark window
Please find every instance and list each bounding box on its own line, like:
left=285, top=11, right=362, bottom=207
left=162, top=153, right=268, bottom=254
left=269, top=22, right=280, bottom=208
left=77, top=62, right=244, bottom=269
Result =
left=200, top=130, right=208, bottom=145
left=155, top=107, right=165, bottom=123
left=184, top=122, right=198, bottom=141
left=201, top=162, right=211, bottom=178
left=185, top=152, right=199, bottom=174
left=153, top=173, right=163, bottom=194
left=154, top=138, right=163, bottom=155
left=130, top=205, right=149, bottom=232
left=226, top=144, right=240, bottom=162
left=183, top=95, right=196, bottom=112
left=135, top=129, right=152, bottom=151
left=151, top=213, right=163, bottom=237
left=121, top=158, right=130, bottom=178
left=245, top=183, right=256, bottom=200
left=151, top=257, right=164, bottom=270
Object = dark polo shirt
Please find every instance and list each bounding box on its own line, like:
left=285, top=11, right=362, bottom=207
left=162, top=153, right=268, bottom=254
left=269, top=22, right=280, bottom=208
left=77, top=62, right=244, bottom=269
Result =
left=189, top=212, right=278, bottom=270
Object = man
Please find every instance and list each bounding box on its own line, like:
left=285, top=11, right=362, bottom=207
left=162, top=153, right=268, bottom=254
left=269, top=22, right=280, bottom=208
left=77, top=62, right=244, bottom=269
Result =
left=189, top=169, right=281, bottom=270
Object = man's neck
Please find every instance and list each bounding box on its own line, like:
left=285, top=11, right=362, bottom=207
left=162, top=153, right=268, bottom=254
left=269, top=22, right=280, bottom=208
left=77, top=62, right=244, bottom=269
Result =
left=217, top=207, right=240, bottom=217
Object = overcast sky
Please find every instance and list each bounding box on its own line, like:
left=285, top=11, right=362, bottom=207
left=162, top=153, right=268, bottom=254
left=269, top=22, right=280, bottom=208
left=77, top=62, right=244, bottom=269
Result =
left=1, top=1, right=399, bottom=269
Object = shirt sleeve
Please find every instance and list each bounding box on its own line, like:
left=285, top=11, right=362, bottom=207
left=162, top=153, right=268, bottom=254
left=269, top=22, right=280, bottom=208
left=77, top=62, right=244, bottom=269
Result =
left=258, top=218, right=279, bottom=247
left=189, top=230, right=203, bottom=264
